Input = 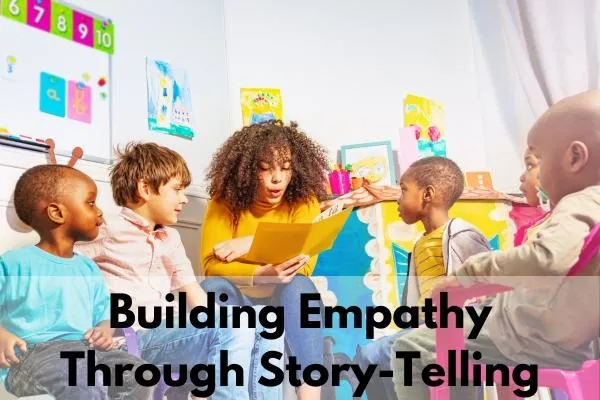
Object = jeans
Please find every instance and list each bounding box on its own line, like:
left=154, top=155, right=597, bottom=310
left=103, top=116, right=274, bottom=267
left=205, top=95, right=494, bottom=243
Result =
left=354, top=329, right=414, bottom=399
left=6, top=340, right=151, bottom=400
left=136, top=302, right=283, bottom=400
left=202, top=275, right=324, bottom=383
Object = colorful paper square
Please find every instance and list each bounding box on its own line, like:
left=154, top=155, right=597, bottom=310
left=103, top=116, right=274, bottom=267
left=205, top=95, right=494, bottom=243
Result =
left=398, top=127, right=420, bottom=174
left=93, top=18, right=115, bottom=55
left=67, top=80, right=92, bottom=123
left=240, top=88, right=283, bottom=127
left=72, top=10, right=94, bottom=47
left=1, top=0, right=27, bottom=24
left=27, top=0, right=50, bottom=32
left=465, top=171, right=494, bottom=189
left=404, top=94, right=446, bottom=157
left=39, top=72, right=66, bottom=117
left=50, top=2, right=73, bottom=40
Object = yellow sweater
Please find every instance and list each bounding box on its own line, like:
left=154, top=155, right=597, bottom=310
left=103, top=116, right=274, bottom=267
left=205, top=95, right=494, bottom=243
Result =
left=200, top=197, right=321, bottom=297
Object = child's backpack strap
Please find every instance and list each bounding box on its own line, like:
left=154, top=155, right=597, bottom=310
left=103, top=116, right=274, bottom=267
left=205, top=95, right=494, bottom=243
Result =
left=567, top=223, right=600, bottom=276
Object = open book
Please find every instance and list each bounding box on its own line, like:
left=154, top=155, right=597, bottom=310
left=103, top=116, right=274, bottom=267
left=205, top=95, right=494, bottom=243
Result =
left=245, top=203, right=352, bottom=264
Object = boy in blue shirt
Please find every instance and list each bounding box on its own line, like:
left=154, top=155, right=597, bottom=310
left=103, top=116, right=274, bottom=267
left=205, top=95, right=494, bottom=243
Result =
left=0, top=165, right=150, bottom=399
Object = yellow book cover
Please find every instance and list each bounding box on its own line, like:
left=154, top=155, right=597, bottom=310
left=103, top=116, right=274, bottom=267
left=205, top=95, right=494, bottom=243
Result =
left=245, top=206, right=352, bottom=264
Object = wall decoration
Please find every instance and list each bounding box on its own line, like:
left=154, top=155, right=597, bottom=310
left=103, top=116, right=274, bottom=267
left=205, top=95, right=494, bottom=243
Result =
left=404, top=93, right=446, bottom=157
left=341, top=140, right=396, bottom=186
left=146, top=58, right=195, bottom=139
left=240, top=88, right=283, bottom=126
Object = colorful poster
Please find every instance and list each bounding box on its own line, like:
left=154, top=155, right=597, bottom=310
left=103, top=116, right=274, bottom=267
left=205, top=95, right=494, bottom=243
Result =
left=240, top=88, right=283, bottom=126
left=404, top=94, right=446, bottom=157
left=146, top=58, right=195, bottom=139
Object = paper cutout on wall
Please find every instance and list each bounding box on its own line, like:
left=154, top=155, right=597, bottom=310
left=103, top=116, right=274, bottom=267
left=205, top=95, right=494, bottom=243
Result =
left=488, top=234, right=500, bottom=251
left=1, top=55, right=17, bottom=81
left=39, top=71, right=66, bottom=117
left=404, top=94, right=446, bottom=157
left=398, top=126, right=420, bottom=174
left=465, top=171, right=494, bottom=189
left=240, top=88, right=283, bottom=126
left=67, top=80, right=91, bottom=123
left=146, top=58, right=195, bottom=139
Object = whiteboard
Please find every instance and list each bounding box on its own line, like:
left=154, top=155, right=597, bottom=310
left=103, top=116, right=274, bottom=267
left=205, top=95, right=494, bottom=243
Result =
left=0, top=0, right=112, bottom=162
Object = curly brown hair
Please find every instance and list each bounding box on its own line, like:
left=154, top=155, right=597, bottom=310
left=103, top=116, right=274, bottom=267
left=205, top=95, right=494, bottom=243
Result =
left=207, top=120, right=329, bottom=226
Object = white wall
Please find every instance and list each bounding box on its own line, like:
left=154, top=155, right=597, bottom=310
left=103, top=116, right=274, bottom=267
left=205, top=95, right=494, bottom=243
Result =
left=468, top=0, right=530, bottom=192
left=223, top=0, right=494, bottom=182
left=0, top=0, right=227, bottom=267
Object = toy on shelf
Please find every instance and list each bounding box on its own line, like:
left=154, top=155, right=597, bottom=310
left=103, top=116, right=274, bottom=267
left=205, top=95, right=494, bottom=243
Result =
left=328, top=164, right=352, bottom=195
left=351, top=176, right=367, bottom=190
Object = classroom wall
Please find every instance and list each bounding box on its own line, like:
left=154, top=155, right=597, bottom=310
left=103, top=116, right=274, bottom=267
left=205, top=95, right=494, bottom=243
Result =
left=1, top=0, right=530, bottom=265
left=72, top=0, right=231, bottom=188
left=469, top=0, right=526, bottom=193
left=223, top=0, right=524, bottom=190
left=0, top=0, right=227, bottom=268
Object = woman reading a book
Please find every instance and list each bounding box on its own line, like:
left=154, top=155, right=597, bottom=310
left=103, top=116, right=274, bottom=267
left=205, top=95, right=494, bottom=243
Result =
left=200, top=120, right=330, bottom=400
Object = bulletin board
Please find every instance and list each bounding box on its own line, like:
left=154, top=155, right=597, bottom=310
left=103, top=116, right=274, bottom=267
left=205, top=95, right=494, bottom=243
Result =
left=0, top=0, right=114, bottom=162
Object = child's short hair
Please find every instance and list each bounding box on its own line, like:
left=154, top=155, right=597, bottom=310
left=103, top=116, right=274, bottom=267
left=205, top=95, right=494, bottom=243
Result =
left=110, top=142, right=191, bottom=206
left=403, top=156, right=465, bottom=208
left=14, top=164, right=77, bottom=227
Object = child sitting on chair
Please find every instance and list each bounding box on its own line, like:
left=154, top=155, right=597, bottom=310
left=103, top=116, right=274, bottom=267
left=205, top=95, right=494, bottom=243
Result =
left=0, top=165, right=150, bottom=399
left=355, top=156, right=491, bottom=399
left=75, top=142, right=276, bottom=400
left=392, top=90, right=600, bottom=400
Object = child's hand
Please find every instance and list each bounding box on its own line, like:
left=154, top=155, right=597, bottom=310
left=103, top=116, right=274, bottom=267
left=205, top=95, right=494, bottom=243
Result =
left=0, top=328, right=27, bottom=368
left=464, top=296, right=488, bottom=307
left=85, top=324, right=114, bottom=351
left=213, top=236, right=253, bottom=262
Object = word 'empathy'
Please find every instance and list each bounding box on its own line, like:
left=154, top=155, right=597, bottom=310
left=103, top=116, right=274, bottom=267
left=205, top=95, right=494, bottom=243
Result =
left=109, top=291, right=491, bottom=340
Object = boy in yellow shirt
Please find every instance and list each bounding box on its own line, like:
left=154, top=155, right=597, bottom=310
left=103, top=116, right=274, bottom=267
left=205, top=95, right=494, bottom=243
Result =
left=356, top=156, right=491, bottom=399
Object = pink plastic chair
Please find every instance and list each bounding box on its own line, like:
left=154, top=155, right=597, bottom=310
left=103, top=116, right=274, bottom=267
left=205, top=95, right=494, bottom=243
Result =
left=430, top=223, right=600, bottom=400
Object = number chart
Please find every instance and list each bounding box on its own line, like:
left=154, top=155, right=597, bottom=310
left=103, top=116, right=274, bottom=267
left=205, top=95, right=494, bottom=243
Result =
left=1, top=0, right=114, bottom=54
left=0, top=0, right=114, bottom=161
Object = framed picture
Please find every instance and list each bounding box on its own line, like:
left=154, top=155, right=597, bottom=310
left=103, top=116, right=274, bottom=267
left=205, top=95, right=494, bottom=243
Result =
left=341, top=140, right=396, bottom=186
